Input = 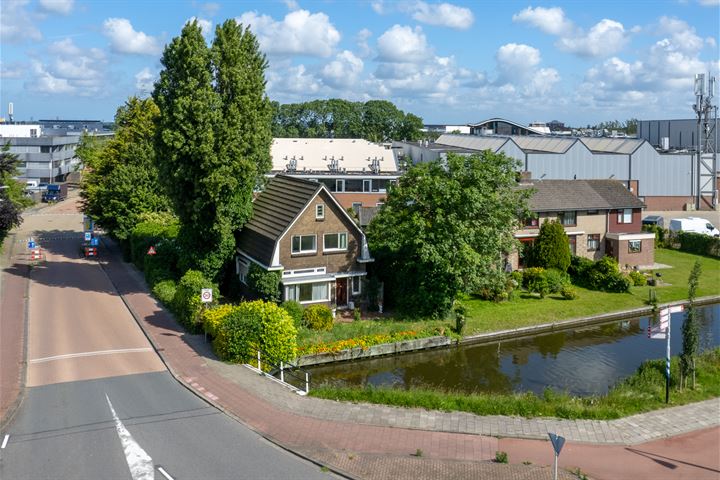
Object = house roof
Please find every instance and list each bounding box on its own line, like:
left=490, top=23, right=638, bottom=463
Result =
left=235, top=175, right=321, bottom=266
left=270, top=138, right=399, bottom=174
left=525, top=179, right=645, bottom=212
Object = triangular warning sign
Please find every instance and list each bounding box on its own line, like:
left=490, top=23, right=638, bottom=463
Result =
left=147, top=246, right=157, bottom=255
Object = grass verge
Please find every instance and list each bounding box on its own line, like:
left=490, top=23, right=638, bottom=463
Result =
left=309, top=348, right=720, bottom=420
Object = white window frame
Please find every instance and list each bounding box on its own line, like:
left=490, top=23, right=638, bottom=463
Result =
left=351, top=276, right=361, bottom=295
left=291, top=234, right=317, bottom=254
left=236, top=256, right=250, bottom=284
left=285, top=282, right=330, bottom=304
left=323, top=232, right=348, bottom=252
left=315, top=203, right=325, bottom=220
left=618, top=208, right=632, bottom=224
left=335, top=179, right=345, bottom=192
left=363, top=179, right=372, bottom=192
left=587, top=234, right=600, bottom=252
left=628, top=240, right=642, bottom=253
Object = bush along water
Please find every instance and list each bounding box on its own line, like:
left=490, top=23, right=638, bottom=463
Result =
left=303, top=304, right=334, bottom=331
left=281, top=300, right=304, bottom=328
left=569, top=256, right=631, bottom=293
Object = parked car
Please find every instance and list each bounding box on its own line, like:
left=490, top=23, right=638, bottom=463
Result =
left=642, top=215, right=664, bottom=228
left=41, top=184, right=68, bottom=202
left=668, top=217, right=720, bottom=237
left=79, top=242, right=98, bottom=258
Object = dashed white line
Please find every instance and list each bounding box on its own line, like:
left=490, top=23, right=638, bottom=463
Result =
left=157, top=466, right=175, bottom=480
left=1, top=434, right=9, bottom=449
left=29, top=347, right=153, bottom=364
left=105, top=394, right=155, bottom=480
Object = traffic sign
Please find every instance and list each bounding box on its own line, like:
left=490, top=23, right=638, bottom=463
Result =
left=84, top=231, right=92, bottom=242
left=548, top=433, right=565, bottom=455
left=201, top=288, right=213, bottom=303
left=90, top=237, right=99, bottom=246
left=27, top=240, right=36, bottom=249
left=147, top=246, right=157, bottom=256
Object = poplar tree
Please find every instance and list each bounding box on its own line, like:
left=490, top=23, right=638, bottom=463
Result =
left=153, top=20, right=272, bottom=279
left=680, top=260, right=701, bottom=389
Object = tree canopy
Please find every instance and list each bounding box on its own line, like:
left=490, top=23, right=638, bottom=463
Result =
left=528, top=220, right=571, bottom=272
left=0, top=143, right=33, bottom=244
left=79, top=97, right=171, bottom=241
left=271, top=99, right=424, bottom=141
left=367, top=151, right=530, bottom=318
left=153, top=19, right=272, bottom=279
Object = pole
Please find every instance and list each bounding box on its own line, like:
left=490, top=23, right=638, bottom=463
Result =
left=666, top=313, right=671, bottom=404
left=553, top=452, right=558, bottom=480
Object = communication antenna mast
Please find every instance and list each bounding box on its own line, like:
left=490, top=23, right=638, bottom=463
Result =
left=692, top=72, right=718, bottom=210
left=8, top=102, right=14, bottom=123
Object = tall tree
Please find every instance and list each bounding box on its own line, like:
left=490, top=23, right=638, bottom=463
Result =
left=680, top=260, right=701, bottom=389
left=80, top=97, right=170, bottom=241
left=153, top=19, right=272, bottom=279
left=528, top=220, right=571, bottom=272
left=0, top=143, right=33, bottom=245
left=367, top=152, right=530, bottom=318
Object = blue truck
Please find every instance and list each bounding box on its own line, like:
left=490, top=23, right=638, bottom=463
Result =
left=41, top=184, right=68, bottom=203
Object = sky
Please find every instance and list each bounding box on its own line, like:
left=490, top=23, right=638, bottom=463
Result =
left=1, top=0, right=719, bottom=126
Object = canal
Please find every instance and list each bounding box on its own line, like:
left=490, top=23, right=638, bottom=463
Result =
left=305, top=303, right=719, bottom=397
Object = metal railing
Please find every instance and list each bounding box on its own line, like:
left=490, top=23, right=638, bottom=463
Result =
left=256, top=348, right=310, bottom=395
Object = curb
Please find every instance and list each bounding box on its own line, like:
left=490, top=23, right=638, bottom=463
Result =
left=97, top=237, right=359, bottom=480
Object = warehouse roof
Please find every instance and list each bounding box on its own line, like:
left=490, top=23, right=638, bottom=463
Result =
left=435, top=133, right=652, bottom=155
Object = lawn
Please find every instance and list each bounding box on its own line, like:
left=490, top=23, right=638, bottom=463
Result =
left=298, top=249, right=719, bottom=349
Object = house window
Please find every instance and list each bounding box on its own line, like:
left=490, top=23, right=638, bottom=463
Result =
left=524, top=217, right=539, bottom=228
left=335, top=179, right=345, bottom=192
left=286, top=282, right=329, bottom=303
left=352, top=202, right=362, bottom=214
left=363, top=179, right=372, bottom=192
left=315, top=204, right=325, bottom=220
left=291, top=235, right=316, bottom=254
left=558, top=211, right=576, bottom=226
left=569, top=235, right=577, bottom=255
left=587, top=234, right=600, bottom=252
left=324, top=232, right=347, bottom=251
left=236, top=257, right=249, bottom=284
left=352, top=276, right=361, bottom=294
left=628, top=240, right=642, bottom=253
left=618, top=208, right=633, bottom=224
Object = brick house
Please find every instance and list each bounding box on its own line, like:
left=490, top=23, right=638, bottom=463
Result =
left=235, top=175, right=373, bottom=308
left=511, top=179, right=655, bottom=269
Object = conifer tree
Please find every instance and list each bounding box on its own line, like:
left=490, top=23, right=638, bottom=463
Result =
left=529, top=220, right=571, bottom=272
left=680, top=260, right=701, bottom=389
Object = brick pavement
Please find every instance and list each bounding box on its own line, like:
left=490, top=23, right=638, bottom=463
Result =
left=95, top=236, right=720, bottom=479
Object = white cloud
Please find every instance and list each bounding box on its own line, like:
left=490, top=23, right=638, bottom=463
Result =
left=1, top=61, right=26, bottom=79
left=25, top=38, right=107, bottom=96
left=513, top=7, right=628, bottom=57
left=284, top=0, right=299, bottom=10
left=525, top=67, right=561, bottom=96
left=371, top=1, right=385, bottom=14
left=557, top=19, right=628, bottom=57
left=512, top=6, right=572, bottom=36
left=697, top=0, right=719, bottom=5
left=135, top=67, right=156, bottom=94
left=237, top=9, right=340, bottom=57
left=267, top=63, right=322, bottom=96
left=1, top=0, right=42, bottom=43
left=103, top=18, right=162, bottom=55
left=376, top=25, right=430, bottom=62
left=321, top=50, right=364, bottom=88
left=406, top=1, right=474, bottom=30
left=657, top=16, right=704, bottom=54
left=38, top=0, right=74, bottom=15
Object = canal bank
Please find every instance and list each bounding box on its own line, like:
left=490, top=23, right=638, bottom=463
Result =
left=297, top=295, right=720, bottom=369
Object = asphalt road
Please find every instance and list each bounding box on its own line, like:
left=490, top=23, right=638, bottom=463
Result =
left=0, top=196, right=333, bottom=480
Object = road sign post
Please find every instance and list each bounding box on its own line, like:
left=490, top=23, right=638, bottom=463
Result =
left=201, top=288, right=213, bottom=303
left=649, top=305, right=683, bottom=404
left=147, top=246, right=157, bottom=256
left=548, top=432, right=565, bottom=480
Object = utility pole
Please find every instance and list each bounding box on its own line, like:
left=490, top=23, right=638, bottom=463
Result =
left=692, top=73, right=718, bottom=210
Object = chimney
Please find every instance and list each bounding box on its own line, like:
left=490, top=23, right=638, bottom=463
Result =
left=519, top=171, right=532, bottom=184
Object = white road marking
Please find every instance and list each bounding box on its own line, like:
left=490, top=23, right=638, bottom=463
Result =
left=1, top=434, right=9, bottom=449
left=29, top=347, right=153, bottom=364
left=105, top=394, right=154, bottom=480
left=157, top=466, right=174, bottom=480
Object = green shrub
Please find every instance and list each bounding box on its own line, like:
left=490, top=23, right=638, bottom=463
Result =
left=302, top=304, right=334, bottom=331
left=529, top=220, right=571, bottom=272
left=495, top=451, right=509, bottom=464
left=509, top=270, right=523, bottom=285
left=642, top=224, right=669, bottom=248
left=545, top=268, right=570, bottom=294
left=246, top=263, right=281, bottom=302
left=568, top=255, right=594, bottom=281
left=522, top=267, right=549, bottom=297
left=172, top=270, right=216, bottom=332
left=453, top=300, right=467, bottom=334
left=129, top=219, right=179, bottom=270
left=214, top=300, right=297, bottom=364
left=677, top=231, right=720, bottom=258
left=572, top=256, right=631, bottom=293
left=143, top=239, right=180, bottom=287
left=628, top=270, right=647, bottom=286
left=560, top=285, right=578, bottom=300
left=281, top=300, right=304, bottom=328
left=201, top=304, right=240, bottom=338
left=152, top=279, right=177, bottom=307
left=353, top=308, right=361, bottom=322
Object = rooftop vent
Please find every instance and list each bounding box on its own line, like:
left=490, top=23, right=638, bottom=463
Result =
left=328, top=156, right=340, bottom=172
left=286, top=155, right=298, bottom=172
left=370, top=157, right=381, bottom=174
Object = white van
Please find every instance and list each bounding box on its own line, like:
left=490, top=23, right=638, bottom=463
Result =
left=668, top=217, right=720, bottom=237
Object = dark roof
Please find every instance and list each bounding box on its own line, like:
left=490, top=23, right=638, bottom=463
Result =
left=525, top=179, right=645, bottom=212
left=235, top=175, right=321, bottom=266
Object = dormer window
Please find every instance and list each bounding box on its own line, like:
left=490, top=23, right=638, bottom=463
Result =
left=315, top=204, right=325, bottom=220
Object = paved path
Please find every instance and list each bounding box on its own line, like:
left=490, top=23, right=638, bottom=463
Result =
left=98, top=235, right=720, bottom=480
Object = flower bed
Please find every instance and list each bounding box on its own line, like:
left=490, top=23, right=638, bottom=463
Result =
left=297, top=330, right=430, bottom=356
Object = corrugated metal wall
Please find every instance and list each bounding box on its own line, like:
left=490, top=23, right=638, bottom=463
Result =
left=526, top=142, right=593, bottom=179
left=631, top=142, right=693, bottom=196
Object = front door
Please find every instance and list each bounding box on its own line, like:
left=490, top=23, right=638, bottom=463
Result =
left=336, top=278, right=348, bottom=307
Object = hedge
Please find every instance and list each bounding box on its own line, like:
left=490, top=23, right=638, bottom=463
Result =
left=172, top=270, right=216, bottom=332
left=129, top=219, right=179, bottom=271
left=571, top=256, right=631, bottom=293
left=152, top=279, right=177, bottom=307
left=246, top=263, right=281, bottom=302
left=677, top=232, right=720, bottom=258
left=214, top=300, right=297, bottom=364
left=201, top=304, right=240, bottom=338
left=281, top=300, right=304, bottom=328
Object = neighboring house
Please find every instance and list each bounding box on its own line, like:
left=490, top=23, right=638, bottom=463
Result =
left=511, top=179, right=655, bottom=269
left=235, top=175, right=373, bottom=308
left=269, top=138, right=401, bottom=210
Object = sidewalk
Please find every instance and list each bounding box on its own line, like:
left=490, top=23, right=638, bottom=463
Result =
left=97, top=237, right=720, bottom=480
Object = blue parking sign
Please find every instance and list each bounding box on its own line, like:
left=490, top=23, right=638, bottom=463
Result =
left=90, top=237, right=99, bottom=246
left=28, top=240, right=36, bottom=249
left=84, top=231, right=92, bottom=242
